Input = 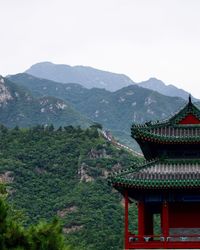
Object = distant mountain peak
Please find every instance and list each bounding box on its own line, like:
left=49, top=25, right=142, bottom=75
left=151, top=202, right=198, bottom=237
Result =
left=25, top=62, right=135, bottom=91
left=138, top=77, right=197, bottom=101
left=148, top=77, right=162, bottom=81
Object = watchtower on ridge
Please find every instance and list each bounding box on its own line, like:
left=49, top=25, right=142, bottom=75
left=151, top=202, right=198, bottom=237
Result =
left=109, top=96, right=200, bottom=249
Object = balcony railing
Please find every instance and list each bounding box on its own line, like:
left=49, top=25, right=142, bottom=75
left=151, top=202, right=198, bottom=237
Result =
left=127, top=232, right=200, bottom=249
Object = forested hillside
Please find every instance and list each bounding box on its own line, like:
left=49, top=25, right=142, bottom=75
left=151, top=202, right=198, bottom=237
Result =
left=0, top=76, right=90, bottom=128
left=0, top=125, right=141, bottom=250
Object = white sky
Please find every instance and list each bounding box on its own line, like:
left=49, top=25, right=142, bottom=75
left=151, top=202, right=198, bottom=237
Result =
left=1, top=0, right=200, bottom=97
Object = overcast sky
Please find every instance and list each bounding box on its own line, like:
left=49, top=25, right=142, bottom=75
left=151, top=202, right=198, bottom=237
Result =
left=1, top=0, right=200, bottom=97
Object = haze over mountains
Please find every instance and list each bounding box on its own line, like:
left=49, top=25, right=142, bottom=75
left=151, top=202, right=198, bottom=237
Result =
left=139, top=77, right=197, bottom=101
left=26, top=62, right=196, bottom=100
left=26, top=62, right=134, bottom=92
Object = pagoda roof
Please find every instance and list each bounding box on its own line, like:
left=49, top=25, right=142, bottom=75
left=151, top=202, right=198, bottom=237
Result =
left=132, top=97, right=200, bottom=144
left=133, top=96, right=200, bottom=128
left=168, top=96, right=200, bottom=125
left=110, top=97, right=200, bottom=191
left=132, top=127, right=200, bottom=144
left=109, top=159, right=200, bottom=189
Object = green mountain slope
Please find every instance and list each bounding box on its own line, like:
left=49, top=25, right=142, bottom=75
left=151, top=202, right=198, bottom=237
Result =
left=0, top=125, right=140, bottom=250
left=9, top=73, right=186, bottom=148
left=0, top=76, right=90, bottom=128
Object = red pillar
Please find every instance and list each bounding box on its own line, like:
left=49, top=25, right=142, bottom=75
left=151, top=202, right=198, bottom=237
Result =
left=124, top=189, right=129, bottom=249
left=162, top=201, right=169, bottom=248
left=138, top=201, right=145, bottom=241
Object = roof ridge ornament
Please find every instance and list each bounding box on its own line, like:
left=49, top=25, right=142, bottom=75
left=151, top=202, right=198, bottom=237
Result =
left=189, top=94, right=192, bottom=104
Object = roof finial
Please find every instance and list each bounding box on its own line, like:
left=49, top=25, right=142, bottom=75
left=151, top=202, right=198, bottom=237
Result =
left=189, top=94, right=192, bottom=104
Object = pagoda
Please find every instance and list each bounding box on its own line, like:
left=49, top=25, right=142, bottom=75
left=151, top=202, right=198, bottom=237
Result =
left=109, top=96, right=200, bottom=249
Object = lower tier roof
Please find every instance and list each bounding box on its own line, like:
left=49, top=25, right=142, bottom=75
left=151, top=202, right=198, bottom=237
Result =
left=109, top=159, right=200, bottom=189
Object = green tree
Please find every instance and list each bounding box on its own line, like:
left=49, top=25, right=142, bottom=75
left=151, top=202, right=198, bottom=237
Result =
left=0, top=196, right=68, bottom=250
left=28, top=218, right=65, bottom=250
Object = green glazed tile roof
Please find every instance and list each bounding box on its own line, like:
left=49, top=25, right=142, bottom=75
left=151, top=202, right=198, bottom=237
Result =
left=131, top=100, right=200, bottom=143
left=169, top=98, right=200, bottom=125
left=131, top=126, right=200, bottom=143
left=109, top=159, right=200, bottom=189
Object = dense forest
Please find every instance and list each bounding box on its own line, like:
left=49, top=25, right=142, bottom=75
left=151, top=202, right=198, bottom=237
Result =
left=0, top=125, right=141, bottom=249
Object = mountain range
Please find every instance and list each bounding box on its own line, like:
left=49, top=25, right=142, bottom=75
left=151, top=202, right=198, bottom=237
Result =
left=0, top=61, right=197, bottom=149
left=25, top=62, right=196, bottom=100
left=9, top=73, right=186, bottom=148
